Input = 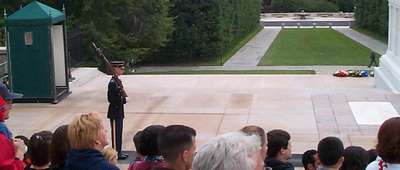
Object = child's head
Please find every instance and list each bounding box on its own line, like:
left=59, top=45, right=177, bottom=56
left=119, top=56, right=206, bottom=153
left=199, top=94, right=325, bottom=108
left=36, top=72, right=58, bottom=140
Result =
left=133, top=130, right=144, bottom=157
left=102, top=146, right=118, bottom=165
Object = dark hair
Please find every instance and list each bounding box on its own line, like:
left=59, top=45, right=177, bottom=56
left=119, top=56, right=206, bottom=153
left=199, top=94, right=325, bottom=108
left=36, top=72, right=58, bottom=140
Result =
left=14, top=135, right=30, bottom=165
left=133, top=130, right=143, bottom=155
left=139, top=125, right=165, bottom=156
left=14, top=135, right=29, bottom=145
left=340, top=146, right=369, bottom=170
left=317, top=136, right=344, bottom=166
left=367, top=149, right=378, bottom=163
left=376, top=117, right=400, bottom=163
left=266, top=129, right=291, bottom=158
left=302, top=149, right=317, bottom=169
left=50, top=125, right=70, bottom=170
left=28, top=131, right=53, bottom=167
left=158, top=125, right=196, bottom=162
left=241, top=125, right=266, bottom=147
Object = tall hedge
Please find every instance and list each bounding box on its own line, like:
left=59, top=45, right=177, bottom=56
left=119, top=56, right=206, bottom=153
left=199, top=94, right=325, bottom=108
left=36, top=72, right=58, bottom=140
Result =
left=270, top=0, right=338, bottom=12
left=336, top=0, right=355, bottom=12
left=354, top=0, right=388, bottom=36
left=0, top=19, right=4, bottom=46
left=153, top=0, right=262, bottom=63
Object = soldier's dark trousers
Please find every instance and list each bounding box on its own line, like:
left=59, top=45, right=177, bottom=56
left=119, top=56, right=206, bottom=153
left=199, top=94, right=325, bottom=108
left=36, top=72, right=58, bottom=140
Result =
left=368, top=60, right=378, bottom=68
left=110, top=118, right=124, bottom=154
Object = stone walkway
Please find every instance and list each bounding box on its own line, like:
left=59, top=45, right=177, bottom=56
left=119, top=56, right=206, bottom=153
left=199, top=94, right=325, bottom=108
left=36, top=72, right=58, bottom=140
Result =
left=334, top=28, right=388, bottom=55
left=223, top=28, right=281, bottom=67
left=137, top=65, right=371, bottom=74
left=7, top=69, right=399, bottom=162
left=138, top=27, right=382, bottom=73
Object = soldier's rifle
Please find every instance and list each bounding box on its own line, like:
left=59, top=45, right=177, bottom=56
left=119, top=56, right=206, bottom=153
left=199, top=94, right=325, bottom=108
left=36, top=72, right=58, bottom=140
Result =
left=92, top=42, right=128, bottom=97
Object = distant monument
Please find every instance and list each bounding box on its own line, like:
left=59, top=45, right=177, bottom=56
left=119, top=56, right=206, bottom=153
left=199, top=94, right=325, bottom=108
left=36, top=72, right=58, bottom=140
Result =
left=375, top=0, right=400, bottom=93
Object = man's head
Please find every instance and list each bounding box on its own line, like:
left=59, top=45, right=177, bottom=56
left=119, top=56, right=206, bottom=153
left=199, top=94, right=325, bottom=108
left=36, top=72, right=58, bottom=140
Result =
left=267, top=129, right=292, bottom=161
left=0, top=82, right=23, bottom=121
left=241, top=125, right=267, bottom=159
left=0, top=82, right=23, bottom=102
left=317, top=137, right=344, bottom=169
left=111, top=61, right=125, bottom=76
left=302, top=149, right=319, bottom=170
left=158, top=125, right=196, bottom=170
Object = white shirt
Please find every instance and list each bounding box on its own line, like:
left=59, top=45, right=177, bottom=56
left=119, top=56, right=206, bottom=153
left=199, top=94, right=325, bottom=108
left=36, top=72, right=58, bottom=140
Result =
left=366, top=157, right=400, bottom=170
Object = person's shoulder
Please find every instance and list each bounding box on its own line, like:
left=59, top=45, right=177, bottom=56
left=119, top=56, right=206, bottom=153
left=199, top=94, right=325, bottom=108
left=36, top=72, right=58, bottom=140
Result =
left=109, top=78, right=117, bottom=83
left=93, top=160, right=120, bottom=170
left=151, top=167, right=175, bottom=170
left=366, top=160, right=380, bottom=170
left=108, top=78, right=118, bottom=87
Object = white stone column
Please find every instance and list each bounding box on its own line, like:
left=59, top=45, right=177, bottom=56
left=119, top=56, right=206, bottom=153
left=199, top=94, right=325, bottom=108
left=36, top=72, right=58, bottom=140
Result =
left=397, top=8, right=400, bottom=56
left=375, top=0, right=400, bottom=93
left=391, top=7, right=397, bottom=55
left=394, top=8, right=399, bottom=56
left=388, top=6, right=393, bottom=52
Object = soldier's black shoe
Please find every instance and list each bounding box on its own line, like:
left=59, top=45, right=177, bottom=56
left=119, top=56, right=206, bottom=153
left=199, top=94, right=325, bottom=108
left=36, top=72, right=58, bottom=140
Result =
left=118, top=153, right=128, bottom=160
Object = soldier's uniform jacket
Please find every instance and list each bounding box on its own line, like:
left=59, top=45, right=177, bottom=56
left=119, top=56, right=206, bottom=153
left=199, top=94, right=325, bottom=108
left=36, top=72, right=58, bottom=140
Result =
left=107, top=77, right=126, bottom=119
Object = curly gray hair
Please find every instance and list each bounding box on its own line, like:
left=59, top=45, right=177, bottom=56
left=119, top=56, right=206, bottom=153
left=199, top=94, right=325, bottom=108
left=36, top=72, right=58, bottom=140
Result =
left=192, top=132, right=262, bottom=170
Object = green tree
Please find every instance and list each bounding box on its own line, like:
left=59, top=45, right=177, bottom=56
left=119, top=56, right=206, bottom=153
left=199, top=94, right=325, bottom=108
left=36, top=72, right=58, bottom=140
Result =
left=1, top=0, right=173, bottom=64
left=354, top=0, right=388, bottom=37
left=153, top=0, right=261, bottom=64
left=271, top=0, right=298, bottom=12
left=270, top=0, right=338, bottom=12
left=68, top=0, right=173, bottom=63
left=336, top=0, right=354, bottom=12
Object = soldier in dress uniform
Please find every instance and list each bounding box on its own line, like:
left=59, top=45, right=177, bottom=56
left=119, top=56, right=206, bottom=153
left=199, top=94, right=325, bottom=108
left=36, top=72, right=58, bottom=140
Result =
left=108, top=61, right=128, bottom=160
left=368, top=51, right=380, bottom=68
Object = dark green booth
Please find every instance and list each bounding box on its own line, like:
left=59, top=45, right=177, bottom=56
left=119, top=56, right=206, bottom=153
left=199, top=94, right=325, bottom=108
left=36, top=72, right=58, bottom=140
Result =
left=5, top=1, right=70, bottom=103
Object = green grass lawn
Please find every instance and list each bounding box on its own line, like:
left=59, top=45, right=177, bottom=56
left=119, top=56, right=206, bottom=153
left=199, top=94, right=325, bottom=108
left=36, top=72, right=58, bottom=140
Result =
left=258, top=28, right=372, bottom=66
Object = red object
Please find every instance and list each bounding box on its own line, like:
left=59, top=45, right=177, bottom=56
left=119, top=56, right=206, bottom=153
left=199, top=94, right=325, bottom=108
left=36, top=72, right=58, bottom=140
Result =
left=0, top=133, right=24, bottom=170
left=334, top=70, right=349, bottom=77
left=128, top=160, right=168, bottom=170
left=0, top=97, right=6, bottom=121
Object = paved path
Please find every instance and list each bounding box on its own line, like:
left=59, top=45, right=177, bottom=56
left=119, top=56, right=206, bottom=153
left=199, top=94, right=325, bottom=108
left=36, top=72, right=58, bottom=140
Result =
left=137, top=65, right=371, bottom=74
left=334, top=28, right=388, bottom=55
left=223, top=28, right=281, bottom=67
left=7, top=68, right=400, bottom=169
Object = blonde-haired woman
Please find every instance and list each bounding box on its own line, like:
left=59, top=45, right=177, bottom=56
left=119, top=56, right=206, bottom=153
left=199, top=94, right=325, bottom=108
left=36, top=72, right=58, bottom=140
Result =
left=64, top=112, right=119, bottom=170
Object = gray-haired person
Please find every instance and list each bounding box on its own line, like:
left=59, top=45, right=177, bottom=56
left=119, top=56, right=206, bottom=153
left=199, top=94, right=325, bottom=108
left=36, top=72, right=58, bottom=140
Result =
left=192, top=132, right=264, bottom=170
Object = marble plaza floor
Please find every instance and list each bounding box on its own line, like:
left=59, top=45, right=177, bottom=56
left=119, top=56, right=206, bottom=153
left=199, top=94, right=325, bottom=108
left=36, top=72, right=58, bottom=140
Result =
left=6, top=68, right=400, bottom=156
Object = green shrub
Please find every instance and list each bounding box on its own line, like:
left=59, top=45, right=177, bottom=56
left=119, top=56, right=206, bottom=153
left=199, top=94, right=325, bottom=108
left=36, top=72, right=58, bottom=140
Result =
left=0, top=19, right=4, bottom=47
left=355, top=0, right=388, bottom=37
left=336, top=0, right=355, bottom=12
left=300, top=0, right=338, bottom=12
left=271, top=0, right=338, bottom=12
left=151, top=0, right=262, bottom=64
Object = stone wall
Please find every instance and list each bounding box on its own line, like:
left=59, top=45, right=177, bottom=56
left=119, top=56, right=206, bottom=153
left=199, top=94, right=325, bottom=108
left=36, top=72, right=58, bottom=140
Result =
left=261, top=12, right=354, bottom=18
